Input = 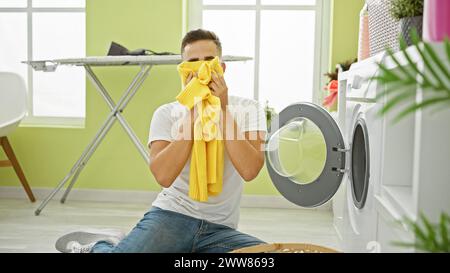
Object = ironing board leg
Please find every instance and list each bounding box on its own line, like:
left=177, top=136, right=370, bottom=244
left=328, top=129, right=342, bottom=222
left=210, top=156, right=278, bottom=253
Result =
left=34, top=114, right=116, bottom=215
left=34, top=65, right=152, bottom=215
left=84, top=65, right=152, bottom=163
left=59, top=116, right=115, bottom=204
left=92, top=65, right=151, bottom=162
left=60, top=65, right=151, bottom=203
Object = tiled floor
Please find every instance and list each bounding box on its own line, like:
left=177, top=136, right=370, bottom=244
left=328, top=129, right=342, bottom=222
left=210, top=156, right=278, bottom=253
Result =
left=0, top=199, right=339, bottom=252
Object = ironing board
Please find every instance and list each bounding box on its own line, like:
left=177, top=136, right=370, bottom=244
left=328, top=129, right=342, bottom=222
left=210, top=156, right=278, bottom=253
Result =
left=24, top=55, right=252, bottom=216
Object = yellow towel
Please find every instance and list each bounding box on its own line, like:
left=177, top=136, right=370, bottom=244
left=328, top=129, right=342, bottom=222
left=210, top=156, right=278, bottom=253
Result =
left=176, top=56, right=224, bottom=202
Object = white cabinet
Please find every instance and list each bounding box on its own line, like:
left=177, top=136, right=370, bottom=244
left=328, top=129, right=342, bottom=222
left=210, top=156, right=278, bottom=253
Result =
left=375, top=43, right=450, bottom=252
left=376, top=196, right=415, bottom=253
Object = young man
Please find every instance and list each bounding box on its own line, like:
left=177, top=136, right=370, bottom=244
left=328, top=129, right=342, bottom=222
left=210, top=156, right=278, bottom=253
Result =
left=55, top=29, right=268, bottom=253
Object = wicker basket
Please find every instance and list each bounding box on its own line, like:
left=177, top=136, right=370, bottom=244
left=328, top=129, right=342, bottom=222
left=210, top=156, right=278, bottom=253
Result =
left=366, top=0, right=400, bottom=56
left=230, top=243, right=339, bottom=253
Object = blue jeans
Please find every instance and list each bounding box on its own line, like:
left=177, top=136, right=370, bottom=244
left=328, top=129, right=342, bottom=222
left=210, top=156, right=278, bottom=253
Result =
left=91, top=206, right=266, bottom=253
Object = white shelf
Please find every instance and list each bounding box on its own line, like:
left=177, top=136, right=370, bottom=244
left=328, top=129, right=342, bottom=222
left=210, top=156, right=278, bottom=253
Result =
left=382, top=185, right=416, bottom=220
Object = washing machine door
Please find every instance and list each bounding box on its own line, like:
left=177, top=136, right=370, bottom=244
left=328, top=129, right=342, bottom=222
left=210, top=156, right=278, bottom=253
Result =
left=266, top=102, right=346, bottom=208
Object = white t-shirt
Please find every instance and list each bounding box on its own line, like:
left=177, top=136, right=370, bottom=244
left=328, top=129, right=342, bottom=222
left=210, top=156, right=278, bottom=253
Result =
left=147, top=95, right=267, bottom=229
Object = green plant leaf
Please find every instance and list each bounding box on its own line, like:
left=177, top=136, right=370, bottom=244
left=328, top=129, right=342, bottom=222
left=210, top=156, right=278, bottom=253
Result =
left=444, top=213, right=450, bottom=223
left=379, top=88, right=416, bottom=115
left=375, top=81, right=415, bottom=101
left=439, top=213, right=449, bottom=252
left=395, top=216, right=431, bottom=252
left=423, top=43, right=450, bottom=93
left=392, top=241, right=433, bottom=253
left=394, top=96, right=450, bottom=122
left=399, top=35, right=408, bottom=51
left=373, top=70, right=416, bottom=100
left=371, top=75, right=399, bottom=85
left=423, top=42, right=450, bottom=79
left=371, top=75, right=396, bottom=84
left=403, top=216, right=428, bottom=242
left=402, top=216, right=432, bottom=252
left=390, top=0, right=424, bottom=20
left=391, top=241, right=416, bottom=248
left=420, top=213, right=439, bottom=251
left=377, top=63, right=403, bottom=81
left=386, top=46, right=417, bottom=82
left=410, top=28, right=421, bottom=45
left=411, top=29, right=447, bottom=90
left=394, top=212, right=450, bottom=252
left=428, top=101, right=450, bottom=115
left=399, top=38, right=433, bottom=88
left=445, top=37, right=450, bottom=64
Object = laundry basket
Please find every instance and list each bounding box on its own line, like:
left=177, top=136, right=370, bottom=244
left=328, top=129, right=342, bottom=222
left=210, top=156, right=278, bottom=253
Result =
left=366, top=0, right=400, bottom=56
left=231, top=243, right=339, bottom=253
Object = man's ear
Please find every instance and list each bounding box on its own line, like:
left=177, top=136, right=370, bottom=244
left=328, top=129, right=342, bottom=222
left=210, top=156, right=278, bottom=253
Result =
left=221, top=62, right=226, bottom=73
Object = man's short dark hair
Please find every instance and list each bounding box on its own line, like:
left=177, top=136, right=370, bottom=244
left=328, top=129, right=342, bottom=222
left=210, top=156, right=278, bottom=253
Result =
left=181, top=29, right=222, bottom=55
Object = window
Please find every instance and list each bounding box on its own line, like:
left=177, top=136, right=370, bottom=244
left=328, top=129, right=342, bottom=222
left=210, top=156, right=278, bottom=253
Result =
left=0, top=0, right=86, bottom=127
left=187, top=0, right=330, bottom=112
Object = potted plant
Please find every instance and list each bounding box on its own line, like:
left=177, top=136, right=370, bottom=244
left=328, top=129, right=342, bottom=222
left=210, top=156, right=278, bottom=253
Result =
left=322, top=59, right=357, bottom=112
left=264, top=100, right=277, bottom=132
left=390, top=0, right=424, bottom=46
left=373, top=30, right=450, bottom=122
left=394, top=212, right=450, bottom=252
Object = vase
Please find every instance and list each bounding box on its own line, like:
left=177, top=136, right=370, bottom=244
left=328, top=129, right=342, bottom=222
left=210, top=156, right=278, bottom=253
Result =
left=400, top=16, right=423, bottom=46
left=358, top=3, right=370, bottom=61
left=423, top=0, right=450, bottom=42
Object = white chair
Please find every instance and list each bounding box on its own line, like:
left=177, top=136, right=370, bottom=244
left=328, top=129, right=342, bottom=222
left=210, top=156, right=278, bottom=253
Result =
left=0, top=72, right=35, bottom=202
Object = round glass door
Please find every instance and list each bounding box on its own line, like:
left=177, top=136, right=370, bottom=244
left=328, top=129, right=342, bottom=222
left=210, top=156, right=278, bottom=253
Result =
left=267, top=117, right=327, bottom=185
left=266, top=103, right=346, bottom=208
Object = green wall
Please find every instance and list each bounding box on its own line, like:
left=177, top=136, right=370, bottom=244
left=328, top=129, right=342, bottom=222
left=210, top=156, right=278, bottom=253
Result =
left=329, top=0, right=365, bottom=70
left=0, top=0, right=362, bottom=197
left=0, top=0, right=183, bottom=193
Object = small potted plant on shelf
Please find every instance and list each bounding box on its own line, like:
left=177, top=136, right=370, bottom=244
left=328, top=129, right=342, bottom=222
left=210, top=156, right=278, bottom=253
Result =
left=323, top=59, right=357, bottom=112
left=390, top=0, right=424, bottom=46
left=373, top=29, right=450, bottom=122
left=264, top=100, right=277, bottom=132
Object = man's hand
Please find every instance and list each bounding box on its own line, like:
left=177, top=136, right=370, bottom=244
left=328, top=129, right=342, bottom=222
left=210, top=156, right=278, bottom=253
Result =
left=185, top=72, right=196, bottom=88
left=209, top=72, right=228, bottom=110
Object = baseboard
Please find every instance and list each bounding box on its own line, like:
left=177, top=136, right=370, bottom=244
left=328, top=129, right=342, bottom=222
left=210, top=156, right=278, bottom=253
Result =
left=240, top=193, right=331, bottom=210
left=0, top=186, right=159, bottom=204
left=0, top=186, right=331, bottom=210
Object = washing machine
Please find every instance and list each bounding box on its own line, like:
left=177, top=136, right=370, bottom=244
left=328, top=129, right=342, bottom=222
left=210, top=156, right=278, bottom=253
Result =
left=265, top=52, right=386, bottom=252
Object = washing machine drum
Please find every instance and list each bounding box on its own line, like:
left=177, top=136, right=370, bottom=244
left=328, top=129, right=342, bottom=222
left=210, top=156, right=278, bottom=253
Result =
left=266, top=103, right=347, bottom=207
